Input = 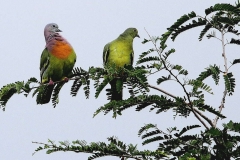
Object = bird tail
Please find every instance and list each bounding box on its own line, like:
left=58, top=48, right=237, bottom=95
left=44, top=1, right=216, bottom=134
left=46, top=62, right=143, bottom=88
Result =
left=38, top=84, right=55, bottom=104
left=110, top=78, right=123, bottom=101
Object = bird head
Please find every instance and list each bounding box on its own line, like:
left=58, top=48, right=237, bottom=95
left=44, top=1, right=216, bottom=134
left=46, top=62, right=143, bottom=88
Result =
left=44, top=23, right=62, bottom=42
left=123, top=28, right=140, bottom=39
left=44, top=23, right=62, bottom=33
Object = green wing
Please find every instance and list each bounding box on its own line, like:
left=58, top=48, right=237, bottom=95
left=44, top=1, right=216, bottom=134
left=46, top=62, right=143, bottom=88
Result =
left=130, top=51, right=134, bottom=66
left=40, top=48, right=50, bottom=83
left=103, top=43, right=110, bottom=66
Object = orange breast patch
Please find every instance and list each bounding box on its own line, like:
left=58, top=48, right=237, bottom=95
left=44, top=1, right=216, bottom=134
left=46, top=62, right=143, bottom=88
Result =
left=51, top=41, right=73, bottom=59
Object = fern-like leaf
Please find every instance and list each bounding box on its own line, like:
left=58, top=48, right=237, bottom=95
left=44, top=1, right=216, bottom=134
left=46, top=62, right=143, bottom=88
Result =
left=137, top=56, right=160, bottom=65
left=160, top=11, right=197, bottom=47
left=138, top=48, right=155, bottom=59
left=95, top=78, right=110, bottom=98
left=157, top=75, right=171, bottom=85
left=71, top=79, right=82, bottom=96
left=138, top=123, right=157, bottom=136
left=197, top=64, right=220, bottom=85
left=71, top=67, right=91, bottom=98
left=175, top=125, right=201, bottom=137
left=205, top=3, right=239, bottom=15
left=94, top=95, right=175, bottom=118
left=162, top=48, right=175, bottom=60
left=188, top=79, right=213, bottom=94
left=206, top=31, right=216, bottom=39
left=52, top=82, right=64, bottom=108
left=0, top=83, right=18, bottom=110
left=223, top=72, right=235, bottom=95
left=223, top=120, right=240, bottom=133
left=197, top=104, right=226, bottom=118
left=33, top=138, right=168, bottom=159
left=142, top=136, right=165, bottom=145
left=230, top=38, right=240, bottom=45
left=141, top=38, right=151, bottom=44
left=141, top=130, right=164, bottom=139
left=171, top=65, right=188, bottom=75
left=88, top=153, right=107, bottom=160
left=218, top=17, right=235, bottom=25
left=171, top=18, right=206, bottom=41
left=232, top=59, right=240, bottom=65
left=199, top=23, right=212, bottom=41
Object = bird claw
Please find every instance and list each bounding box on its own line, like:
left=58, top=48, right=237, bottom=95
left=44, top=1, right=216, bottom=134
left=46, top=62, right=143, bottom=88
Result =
left=48, top=79, right=54, bottom=85
left=63, top=77, right=69, bottom=82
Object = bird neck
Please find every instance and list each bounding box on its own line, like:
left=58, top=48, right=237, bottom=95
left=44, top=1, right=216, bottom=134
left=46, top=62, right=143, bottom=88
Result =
left=45, top=33, right=72, bottom=58
left=118, top=34, right=134, bottom=43
left=45, top=33, right=63, bottom=43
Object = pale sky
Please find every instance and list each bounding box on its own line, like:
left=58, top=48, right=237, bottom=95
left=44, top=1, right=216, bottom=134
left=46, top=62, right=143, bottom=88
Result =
left=0, top=0, right=238, bottom=159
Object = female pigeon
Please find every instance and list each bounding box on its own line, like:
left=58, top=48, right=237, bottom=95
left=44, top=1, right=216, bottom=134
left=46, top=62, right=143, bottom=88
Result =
left=103, top=28, right=139, bottom=100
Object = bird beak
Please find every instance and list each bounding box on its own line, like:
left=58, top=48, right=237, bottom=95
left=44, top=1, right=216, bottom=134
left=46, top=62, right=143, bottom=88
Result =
left=136, top=34, right=140, bottom=38
left=56, top=29, right=62, bottom=32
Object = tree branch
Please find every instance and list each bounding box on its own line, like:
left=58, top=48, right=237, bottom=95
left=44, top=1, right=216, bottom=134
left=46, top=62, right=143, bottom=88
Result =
left=144, top=28, right=213, bottom=129
left=32, top=141, right=146, bottom=160
left=148, top=84, right=176, bottom=98
left=148, top=84, right=211, bottom=129
left=213, top=30, right=228, bottom=127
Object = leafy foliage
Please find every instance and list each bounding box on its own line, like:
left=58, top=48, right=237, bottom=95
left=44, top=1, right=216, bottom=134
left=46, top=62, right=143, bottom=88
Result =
left=196, top=104, right=226, bottom=119
left=171, top=18, right=207, bottom=41
left=71, top=67, right=93, bottom=98
left=187, top=79, right=213, bottom=94
left=196, top=64, right=220, bottom=85
left=0, top=78, right=39, bottom=110
left=172, top=65, right=188, bottom=76
left=160, top=2, right=240, bottom=47
left=205, top=3, right=240, bottom=15
left=160, top=11, right=197, bottom=48
left=1, top=1, right=240, bottom=160
left=93, top=94, right=201, bottom=119
left=139, top=122, right=240, bottom=159
left=33, top=137, right=168, bottom=160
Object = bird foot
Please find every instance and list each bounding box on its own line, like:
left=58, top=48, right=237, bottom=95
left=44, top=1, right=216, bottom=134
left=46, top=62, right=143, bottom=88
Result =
left=63, top=77, right=69, bottom=82
left=48, top=79, right=54, bottom=85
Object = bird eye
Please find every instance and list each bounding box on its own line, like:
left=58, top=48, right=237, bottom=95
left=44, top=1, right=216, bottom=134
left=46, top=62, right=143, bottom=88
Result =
left=52, top=25, right=56, bottom=27
left=134, top=29, right=137, bottom=32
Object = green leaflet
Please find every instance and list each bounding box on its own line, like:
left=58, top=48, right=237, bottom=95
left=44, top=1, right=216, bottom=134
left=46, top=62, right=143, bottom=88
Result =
left=223, top=72, right=235, bottom=96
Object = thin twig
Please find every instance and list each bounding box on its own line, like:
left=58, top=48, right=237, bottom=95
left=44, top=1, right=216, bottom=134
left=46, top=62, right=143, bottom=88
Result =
left=191, top=110, right=209, bottom=129
left=193, top=108, right=214, bottom=127
left=148, top=84, right=211, bottom=129
left=213, top=90, right=227, bottom=126
left=213, top=30, right=228, bottom=127
left=148, top=84, right=176, bottom=98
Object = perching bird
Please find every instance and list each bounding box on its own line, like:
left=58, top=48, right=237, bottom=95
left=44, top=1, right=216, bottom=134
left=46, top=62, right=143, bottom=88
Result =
left=103, top=28, right=140, bottom=100
left=40, top=23, right=76, bottom=104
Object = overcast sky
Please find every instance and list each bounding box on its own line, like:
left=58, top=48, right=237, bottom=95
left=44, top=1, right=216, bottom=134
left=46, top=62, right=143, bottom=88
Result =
left=0, top=0, right=238, bottom=159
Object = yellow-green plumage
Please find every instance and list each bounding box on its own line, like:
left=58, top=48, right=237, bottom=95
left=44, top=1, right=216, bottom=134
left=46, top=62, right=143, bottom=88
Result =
left=103, top=28, right=139, bottom=100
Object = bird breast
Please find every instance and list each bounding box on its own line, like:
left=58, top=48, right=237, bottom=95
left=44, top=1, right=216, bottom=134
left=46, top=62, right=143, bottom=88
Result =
left=50, top=41, right=73, bottom=59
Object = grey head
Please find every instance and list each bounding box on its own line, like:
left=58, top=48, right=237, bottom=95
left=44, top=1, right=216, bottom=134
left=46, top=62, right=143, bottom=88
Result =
left=44, top=23, right=62, bottom=42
